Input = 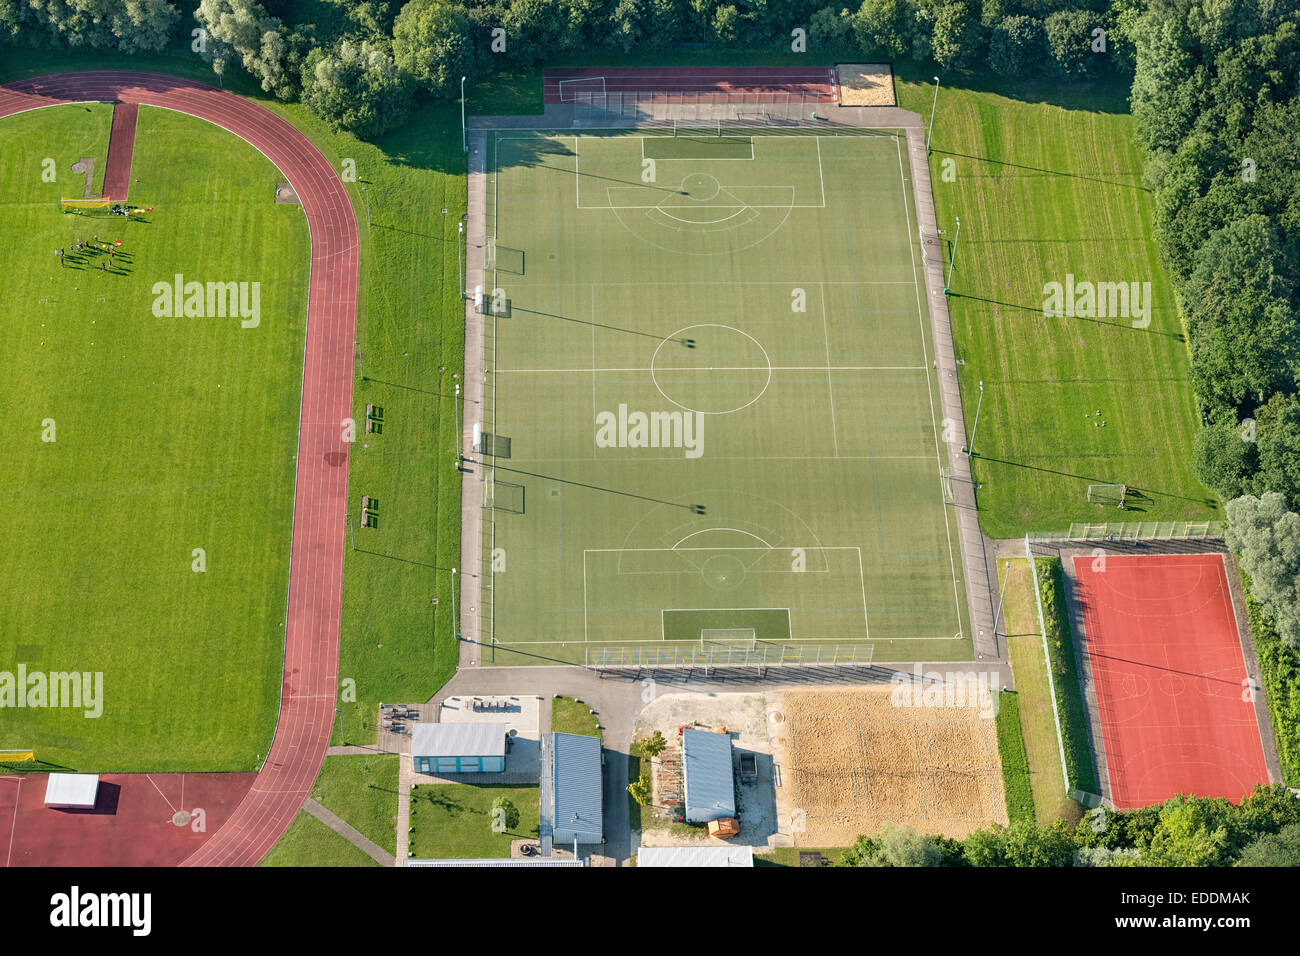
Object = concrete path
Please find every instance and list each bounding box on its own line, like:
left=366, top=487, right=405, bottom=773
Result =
left=303, top=798, right=395, bottom=867
left=395, top=754, right=414, bottom=864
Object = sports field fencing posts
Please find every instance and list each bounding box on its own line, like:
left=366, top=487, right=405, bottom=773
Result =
left=1025, top=534, right=1071, bottom=796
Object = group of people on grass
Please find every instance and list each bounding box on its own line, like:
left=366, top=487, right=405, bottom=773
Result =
left=56, top=235, right=122, bottom=272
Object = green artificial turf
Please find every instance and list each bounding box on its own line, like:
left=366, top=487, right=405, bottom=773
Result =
left=482, top=127, right=968, bottom=665
left=0, top=103, right=308, bottom=771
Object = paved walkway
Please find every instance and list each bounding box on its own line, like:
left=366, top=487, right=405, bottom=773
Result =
left=303, top=798, right=395, bottom=867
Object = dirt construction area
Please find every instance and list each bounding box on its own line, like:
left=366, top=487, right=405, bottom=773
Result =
left=775, top=687, right=1007, bottom=844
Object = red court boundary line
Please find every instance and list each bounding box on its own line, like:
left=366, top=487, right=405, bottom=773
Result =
left=0, top=72, right=357, bottom=866
left=101, top=101, right=137, bottom=201
left=543, top=66, right=837, bottom=104
left=1072, top=553, right=1269, bottom=809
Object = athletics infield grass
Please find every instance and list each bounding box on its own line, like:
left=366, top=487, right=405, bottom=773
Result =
left=0, top=104, right=308, bottom=771
left=480, top=127, right=970, bottom=666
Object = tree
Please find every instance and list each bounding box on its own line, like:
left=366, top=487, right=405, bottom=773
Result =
left=1002, top=818, right=1076, bottom=867
left=877, top=824, right=943, bottom=866
left=1254, top=393, right=1300, bottom=503
left=502, top=0, right=580, bottom=64
left=1144, top=796, right=1231, bottom=866
left=1045, top=8, right=1104, bottom=77
left=712, top=3, right=740, bottom=43
left=301, top=40, right=414, bottom=138
left=1192, top=415, right=1258, bottom=500
left=1236, top=822, right=1300, bottom=866
left=809, top=6, right=853, bottom=48
left=851, top=0, right=913, bottom=58
left=393, top=0, right=475, bottom=98
left=490, top=795, right=520, bottom=831
left=962, top=823, right=1009, bottom=866
left=640, top=730, right=667, bottom=758
left=930, top=0, right=980, bottom=70
left=196, top=0, right=296, bottom=98
left=627, top=775, right=652, bottom=806
left=1225, top=493, right=1300, bottom=648
left=987, top=15, right=1047, bottom=76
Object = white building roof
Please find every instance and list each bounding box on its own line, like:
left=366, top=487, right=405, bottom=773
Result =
left=411, top=721, right=508, bottom=759
left=44, top=773, right=100, bottom=808
left=637, top=845, right=754, bottom=867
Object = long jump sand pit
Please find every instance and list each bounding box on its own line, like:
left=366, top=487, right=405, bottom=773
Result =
left=777, top=687, right=1007, bottom=844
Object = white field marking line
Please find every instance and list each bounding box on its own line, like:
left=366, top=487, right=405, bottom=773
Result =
left=639, top=136, right=755, bottom=161
left=816, top=134, right=825, bottom=207
left=591, top=284, right=598, bottom=452
left=819, top=281, right=838, bottom=457
left=4, top=775, right=19, bottom=867
left=145, top=774, right=178, bottom=813
left=895, top=133, right=964, bottom=637
left=672, top=527, right=775, bottom=549
left=857, top=547, right=870, bottom=641
left=495, top=279, right=916, bottom=286
left=497, top=365, right=928, bottom=373
left=545, top=455, right=934, bottom=462
left=653, top=205, right=749, bottom=226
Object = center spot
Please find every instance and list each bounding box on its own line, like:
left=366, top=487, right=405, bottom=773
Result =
left=681, top=173, right=720, bottom=201
left=701, top=553, right=746, bottom=590
left=651, top=324, right=771, bottom=415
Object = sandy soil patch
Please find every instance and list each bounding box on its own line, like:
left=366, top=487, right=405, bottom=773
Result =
left=836, top=63, right=897, bottom=107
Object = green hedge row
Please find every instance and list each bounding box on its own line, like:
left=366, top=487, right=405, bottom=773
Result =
left=1034, top=557, right=1099, bottom=795
left=995, top=691, right=1035, bottom=826
left=1245, top=588, right=1300, bottom=787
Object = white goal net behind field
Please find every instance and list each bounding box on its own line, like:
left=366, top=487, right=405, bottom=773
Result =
left=569, top=84, right=833, bottom=128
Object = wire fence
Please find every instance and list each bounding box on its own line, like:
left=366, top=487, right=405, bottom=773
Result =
left=585, top=642, right=876, bottom=670
left=571, top=89, right=837, bottom=127
left=1026, top=521, right=1225, bottom=544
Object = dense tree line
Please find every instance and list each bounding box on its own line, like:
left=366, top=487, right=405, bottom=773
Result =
left=2, top=0, right=1135, bottom=137
left=838, top=785, right=1300, bottom=866
left=1128, top=3, right=1300, bottom=506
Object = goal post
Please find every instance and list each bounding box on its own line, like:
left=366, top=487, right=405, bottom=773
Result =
left=557, top=76, right=606, bottom=104
left=0, top=749, right=35, bottom=764
left=60, top=197, right=111, bottom=214
left=1087, top=483, right=1128, bottom=508
left=700, top=628, right=757, bottom=650
left=673, top=118, right=722, bottom=137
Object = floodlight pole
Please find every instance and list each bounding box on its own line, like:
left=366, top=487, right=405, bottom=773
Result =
left=965, top=380, right=985, bottom=457
left=458, top=221, right=464, bottom=301
left=461, top=76, right=468, bottom=154
left=992, top=560, right=1010, bottom=637
left=336, top=707, right=344, bottom=746
left=356, top=340, right=364, bottom=382
left=927, top=77, right=940, bottom=153
left=945, top=216, right=961, bottom=294
left=347, top=511, right=356, bottom=550
left=454, top=382, right=462, bottom=469
left=361, top=184, right=369, bottom=225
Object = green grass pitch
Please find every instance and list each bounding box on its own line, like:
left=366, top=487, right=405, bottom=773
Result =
left=0, top=104, right=309, bottom=771
left=480, top=127, right=971, bottom=666
left=895, top=82, right=1218, bottom=537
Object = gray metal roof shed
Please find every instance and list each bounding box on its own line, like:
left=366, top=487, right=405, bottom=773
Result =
left=411, top=722, right=508, bottom=759
left=682, top=729, right=736, bottom=823
left=551, top=732, right=602, bottom=845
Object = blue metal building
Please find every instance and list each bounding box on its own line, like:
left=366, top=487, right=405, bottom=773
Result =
left=551, top=732, right=602, bottom=845
left=682, top=729, right=736, bottom=823
left=411, top=722, right=508, bottom=774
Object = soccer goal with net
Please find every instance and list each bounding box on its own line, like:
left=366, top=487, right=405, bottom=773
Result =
left=59, top=197, right=112, bottom=215
left=557, top=76, right=606, bottom=104
left=700, top=628, right=758, bottom=650
left=673, top=119, right=722, bottom=137
left=1087, top=483, right=1128, bottom=508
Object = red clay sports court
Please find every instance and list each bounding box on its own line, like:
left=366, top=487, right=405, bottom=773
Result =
left=544, top=66, right=839, bottom=103
left=1072, top=553, right=1270, bottom=809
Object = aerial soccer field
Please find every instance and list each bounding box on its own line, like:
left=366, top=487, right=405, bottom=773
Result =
left=478, top=126, right=970, bottom=666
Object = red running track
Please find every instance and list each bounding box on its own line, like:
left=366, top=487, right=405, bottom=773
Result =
left=101, top=101, right=138, bottom=201
left=544, top=66, right=838, bottom=103
left=1072, top=554, right=1270, bottom=809
left=0, top=72, right=357, bottom=866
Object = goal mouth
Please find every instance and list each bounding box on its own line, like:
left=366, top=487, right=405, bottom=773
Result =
left=700, top=627, right=757, bottom=650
